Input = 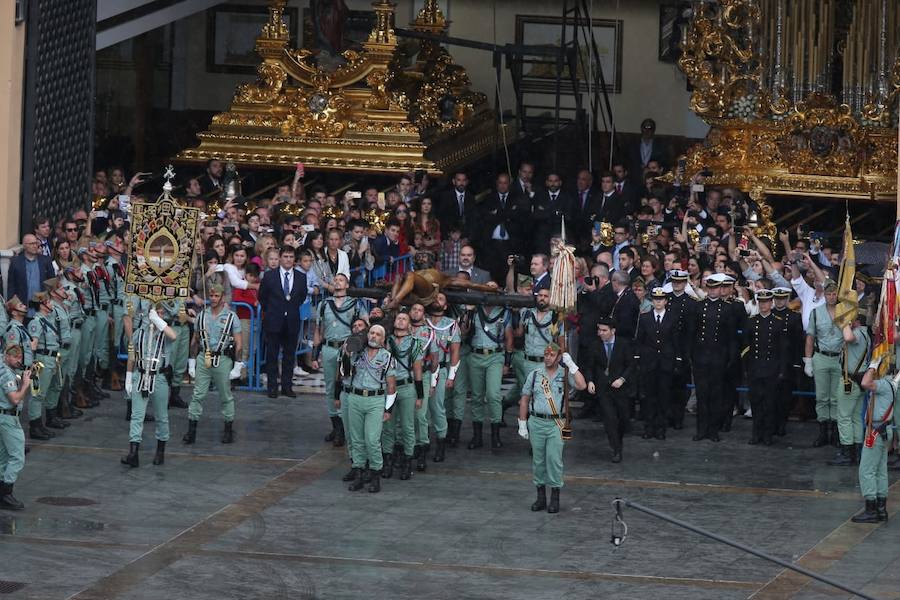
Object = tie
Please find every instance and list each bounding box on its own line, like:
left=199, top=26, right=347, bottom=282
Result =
left=581, top=191, right=587, bottom=210
left=656, top=314, right=662, bottom=326
left=550, top=193, right=558, bottom=203
left=500, top=193, right=507, bottom=207
left=605, top=342, right=612, bottom=357
left=616, top=182, right=622, bottom=193
left=458, top=193, right=465, bottom=216
left=283, top=271, right=290, bottom=297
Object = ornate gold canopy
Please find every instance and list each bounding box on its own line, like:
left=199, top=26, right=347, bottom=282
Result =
left=674, top=0, right=899, bottom=203
left=176, top=0, right=497, bottom=174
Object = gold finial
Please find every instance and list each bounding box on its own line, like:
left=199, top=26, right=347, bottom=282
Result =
left=162, top=165, right=175, bottom=193
left=414, top=0, right=446, bottom=30
left=368, top=1, right=397, bottom=46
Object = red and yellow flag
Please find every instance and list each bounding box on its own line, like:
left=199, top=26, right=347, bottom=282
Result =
left=833, top=216, right=857, bottom=328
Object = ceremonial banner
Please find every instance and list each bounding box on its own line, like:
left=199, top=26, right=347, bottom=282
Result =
left=869, top=222, right=900, bottom=376
left=125, top=166, right=201, bottom=303
left=833, top=216, right=857, bottom=328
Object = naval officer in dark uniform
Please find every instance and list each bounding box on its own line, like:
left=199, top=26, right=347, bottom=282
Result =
left=665, top=269, right=695, bottom=430
left=635, top=287, right=683, bottom=440
left=742, top=289, right=789, bottom=445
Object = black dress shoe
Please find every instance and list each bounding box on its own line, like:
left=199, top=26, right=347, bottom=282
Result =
left=267, top=389, right=278, bottom=399
left=655, top=432, right=666, bottom=440
left=611, top=451, right=622, bottom=463
left=763, top=436, right=774, bottom=446
left=641, top=432, right=653, bottom=440
left=709, top=434, right=720, bottom=442
left=748, top=438, right=758, bottom=445
left=282, top=389, right=297, bottom=398
left=692, top=434, right=705, bottom=442
left=673, top=422, right=684, bottom=430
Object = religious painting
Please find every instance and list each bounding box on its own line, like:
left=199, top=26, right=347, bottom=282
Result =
left=206, top=5, right=299, bottom=74
left=301, top=5, right=376, bottom=70
left=126, top=170, right=201, bottom=303
left=514, top=15, right=622, bottom=94
left=659, top=2, right=692, bottom=63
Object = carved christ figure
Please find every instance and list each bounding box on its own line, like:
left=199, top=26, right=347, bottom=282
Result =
left=312, top=0, right=349, bottom=56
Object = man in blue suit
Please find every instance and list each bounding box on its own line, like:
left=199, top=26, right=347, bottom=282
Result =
left=8, top=234, right=54, bottom=316
left=258, top=246, right=308, bottom=398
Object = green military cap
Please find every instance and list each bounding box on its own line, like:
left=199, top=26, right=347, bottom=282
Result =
left=42, top=277, right=60, bottom=293
left=4, top=344, right=23, bottom=357
left=823, top=278, right=838, bottom=292
left=5, top=296, right=25, bottom=312
left=30, top=291, right=50, bottom=304
left=208, top=283, right=225, bottom=294
left=544, top=342, right=562, bottom=354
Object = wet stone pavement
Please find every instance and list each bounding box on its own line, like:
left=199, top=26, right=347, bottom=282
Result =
left=0, top=387, right=897, bottom=600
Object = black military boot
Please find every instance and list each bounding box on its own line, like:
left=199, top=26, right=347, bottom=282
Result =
left=851, top=499, right=880, bottom=523
left=0, top=483, right=24, bottom=511
left=348, top=469, right=367, bottom=491
left=433, top=437, right=446, bottom=463
left=548, top=488, right=560, bottom=514
left=855, top=443, right=863, bottom=465
left=467, top=422, right=483, bottom=449
left=125, top=400, right=132, bottom=421
left=45, top=408, right=69, bottom=429
left=333, top=417, right=345, bottom=447
left=342, top=467, right=359, bottom=482
left=93, top=366, right=110, bottom=399
left=876, top=497, right=889, bottom=521
left=325, top=416, right=338, bottom=442
left=415, top=445, right=427, bottom=472
left=168, top=386, right=188, bottom=409
left=827, top=445, right=854, bottom=466
left=381, top=453, right=394, bottom=478
left=368, top=471, right=381, bottom=493
left=829, top=421, right=839, bottom=447
left=182, top=419, right=198, bottom=444
left=120, top=442, right=140, bottom=468
left=399, top=455, right=413, bottom=480
left=28, top=419, right=51, bottom=441
left=490, top=423, right=503, bottom=449
left=531, top=486, right=547, bottom=511
left=152, top=440, right=166, bottom=465
left=447, top=419, right=459, bottom=447
left=812, top=421, right=829, bottom=447
left=221, top=421, right=234, bottom=444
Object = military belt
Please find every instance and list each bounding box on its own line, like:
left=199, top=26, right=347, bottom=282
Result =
left=111, top=299, right=124, bottom=306
left=530, top=412, right=558, bottom=420
left=525, top=354, right=544, bottom=362
left=73, top=321, right=84, bottom=329
left=99, top=303, right=110, bottom=311
left=61, top=343, right=70, bottom=350
left=85, top=309, right=96, bottom=316
left=0, top=407, right=20, bottom=416
left=36, top=350, right=59, bottom=359
left=325, top=339, right=345, bottom=348
left=395, top=377, right=413, bottom=386
left=816, top=350, right=840, bottom=358
left=472, top=347, right=500, bottom=355
left=343, top=385, right=384, bottom=397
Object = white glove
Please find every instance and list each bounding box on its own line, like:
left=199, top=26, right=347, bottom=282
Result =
left=188, top=358, right=196, bottom=379
left=867, top=357, right=883, bottom=371
left=148, top=309, right=168, bottom=332
left=561, top=352, right=578, bottom=374
left=124, top=371, right=133, bottom=395
left=802, top=356, right=813, bottom=378
left=448, top=362, right=459, bottom=381
left=430, top=371, right=439, bottom=389
left=229, top=361, right=244, bottom=380
left=385, top=392, right=397, bottom=411
left=517, top=418, right=529, bottom=440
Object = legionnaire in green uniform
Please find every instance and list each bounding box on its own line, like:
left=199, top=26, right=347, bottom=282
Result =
left=382, top=312, right=425, bottom=481
left=4, top=297, right=45, bottom=439
left=44, top=278, right=81, bottom=421
left=61, top=267, right=91, bottom=412
left=829, top=318, right=870, bottom=466
left=0, top=344, right=33, bottom=511
left=158, top=299, right=191, bottom=409
left=337, top=317, right=371, bottom=482
left=122, top=294, right=158, bottom=423
left=91, top=241, right=115, bottom=390
left=104, top=236, right=128, bottom=391
left=312, top=273, right=367, bottom=447
left=409, top=302, right=434, bottom=472
left=0, top=295, right=8, bottom=345
left=446, top=303, right=472, bottom=448
left=183, top=285, right=243, bottom=445
left=517, top=343, right=586, bottom=514
left=851, top=360, right=895, bottom=523
left=79, top=241, right=108, bottom=405
left=28, top=291, right=67, bottom=434
left=804, top=279, right=843, bottom=447
left=467, top=304, right=511, bottom=450
left=340, top=324, right=397, bottom=493
left=121, top=308, right=178, bottom=468
left=425, top=293, right=460, bottom=463
left=509, top=289, right=563, bottom=418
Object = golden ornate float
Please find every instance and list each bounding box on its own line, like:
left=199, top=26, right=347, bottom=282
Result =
left=176, top=0, right=498, bottom=175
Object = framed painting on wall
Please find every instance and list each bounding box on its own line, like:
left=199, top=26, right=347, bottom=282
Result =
left=659, top=2, right=692, bottom=63
left=206, top=5, right=299, bottom=74
left=514, top=15, right=622, bottom=94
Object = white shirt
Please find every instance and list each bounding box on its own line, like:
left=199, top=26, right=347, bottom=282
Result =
left=223, top=263, right=249, bottom=290
left=518, top=179, right=534, bottom=198
left=653, top=309, right=666, bottom=323
left=640, top=139, right=654, bottom=166
left=790, top=276, right=825, bottom=329
left=279, top=267, right=294, bottom=296
left=491, top=193, right=510, bottom=240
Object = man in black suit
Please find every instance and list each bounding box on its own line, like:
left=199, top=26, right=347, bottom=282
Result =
left=8, top=234, right=54, bottom=314
left=595, top=172, right=626, bottom=226
left=627, top=118, right=669, bottom=179
left=607, top=271, right=640, bottom=341
left=478, top=173, right=531, bottom=282
left=436, top=171, right=477, bottom=241
left=258, top=246, right=308, bottom=398
left=611, top=162, right=639, bottom=215
left=635, top=288, right=683, bottom=440
left=572, top=169, right=600, bottom=252
left=585, top=317, right=635, bottom=463
left=530, top=173, right=574, bottom=254
left=197, top=159, right=224, bottom=196
left=511, top=161, right=538, bottom=203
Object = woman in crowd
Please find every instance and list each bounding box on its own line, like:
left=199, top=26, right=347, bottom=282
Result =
left=52, top=240, right=78, bottom=275
left=413, top=197, right=441, bottom=256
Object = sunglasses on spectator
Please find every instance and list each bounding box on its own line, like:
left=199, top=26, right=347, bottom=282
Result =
left=65, top=227, right=78, bottom=232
